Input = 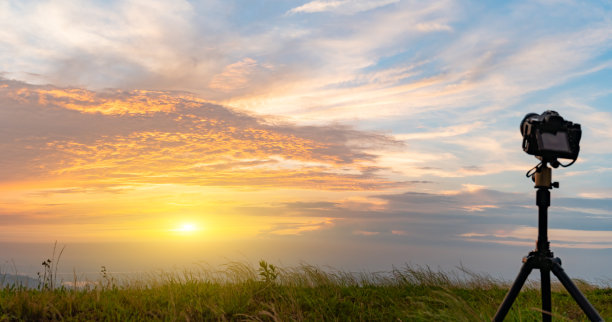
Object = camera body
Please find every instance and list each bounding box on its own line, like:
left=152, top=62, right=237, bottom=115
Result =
left=520, top=110, right=581, bottom=162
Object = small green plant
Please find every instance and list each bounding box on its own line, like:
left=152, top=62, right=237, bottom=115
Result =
left=258, top=260, right=278, bottom=283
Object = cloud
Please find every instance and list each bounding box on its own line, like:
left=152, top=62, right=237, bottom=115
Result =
left=0, top=78, right=407, bottom=242
left=0, top=0, right=200, bottom=87
left=209, top=58, right=271, bottom=93
left=415, top=22, right=453, bottom=32
left=260, top=218, right=336, bottom=235
left=461, top=226, right=612, bottom=249
left=223, top=1, right=612, bottom=132
left=0, top=78, right=400, bottom=190
left=395, top=122, right=483, bottom=141
left=244, top=185, right=612, bottom=250
left=287, top=0, right=399, bottom=15
left=246, top=186, right=532, bottom=237
left=2, top=0, right=611, bottom=131
left=288, top=0, right=346, bottom=14
left=353, top=230, right=379, bottom=236
left=0, top=0, right=461, bottom=119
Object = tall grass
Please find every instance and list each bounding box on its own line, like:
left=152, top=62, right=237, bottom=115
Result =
left=0, top=260, right=610, bottom=320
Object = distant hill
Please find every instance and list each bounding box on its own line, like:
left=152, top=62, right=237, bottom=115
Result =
left=1, top=273, right=38, bottom=289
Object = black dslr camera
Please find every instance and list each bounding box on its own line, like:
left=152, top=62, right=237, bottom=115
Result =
left=520, top=110, right=581, bottom=163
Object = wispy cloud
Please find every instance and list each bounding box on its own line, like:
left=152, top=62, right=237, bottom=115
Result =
left=2, top=0, right=610, bottom=129
left=287, top=0, right=399, bottom=15
left=209, top=58, right=262, bottom=92
left=261, top=218, right=336, bottom=235
left=242, top=185, right=612, bottom=251
left=0, top=0, right=199, bottom=87
left=461, top=226, right=612, bottom=249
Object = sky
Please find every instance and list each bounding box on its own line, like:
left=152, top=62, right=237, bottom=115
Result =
left=1, top=0, right=612, bottom=281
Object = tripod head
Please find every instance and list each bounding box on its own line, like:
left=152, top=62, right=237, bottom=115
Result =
left=526, top=160, right=559, bottom=189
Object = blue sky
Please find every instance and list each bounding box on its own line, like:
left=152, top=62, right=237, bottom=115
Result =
left=1, top=0, right=612, bottom=280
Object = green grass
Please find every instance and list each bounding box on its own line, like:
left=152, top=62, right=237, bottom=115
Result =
left=1, top=261, right=611, bottom=321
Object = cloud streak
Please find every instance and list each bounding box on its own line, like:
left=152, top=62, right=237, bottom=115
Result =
left=243, top=185, right=612, bottom=250
left=461, top=227, right=612, bottom=249
left=287, top=0, right=399, bottom=15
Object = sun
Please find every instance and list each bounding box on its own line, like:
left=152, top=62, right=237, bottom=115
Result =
left=178, top=223, right=197, bottom=232
left=171, top=223, right=199, bottom=234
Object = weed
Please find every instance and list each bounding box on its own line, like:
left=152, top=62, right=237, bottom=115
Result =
left=36, top=242, right=65, bottom=291
left=99, top=266, right=117, bottom=290
left=258, top=260, right=278, bottom=284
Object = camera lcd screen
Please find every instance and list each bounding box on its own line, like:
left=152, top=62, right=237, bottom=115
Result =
left=540, top=131, right=571, bottom=153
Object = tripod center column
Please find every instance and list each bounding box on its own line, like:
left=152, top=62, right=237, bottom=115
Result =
left=536, top=187, right=551, bottom=253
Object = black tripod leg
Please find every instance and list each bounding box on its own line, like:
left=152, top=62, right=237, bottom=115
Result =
left=494, top=260, right=534, bottom=321
left=550, top=262, right=603, bottom=322
left=541, top=268, right=552, bottom=322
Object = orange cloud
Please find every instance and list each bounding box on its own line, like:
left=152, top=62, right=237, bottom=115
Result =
left=1, top=79, right=399, bottom=191
left=41, top=129, right=394, bottom=190
left=7, top=84, right=208, bottom=115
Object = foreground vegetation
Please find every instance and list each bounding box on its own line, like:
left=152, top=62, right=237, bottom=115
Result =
left=1, top=260, right=611, bottom=321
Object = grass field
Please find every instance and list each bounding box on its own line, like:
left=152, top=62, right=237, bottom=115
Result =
left=1, top=260, right=611, bottom=321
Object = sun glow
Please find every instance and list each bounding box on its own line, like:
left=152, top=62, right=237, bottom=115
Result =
left=172, top=223, right=199, bottom=234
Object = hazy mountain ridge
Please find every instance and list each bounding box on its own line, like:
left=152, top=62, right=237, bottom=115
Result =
left=1, top=273, right=39, bottom=289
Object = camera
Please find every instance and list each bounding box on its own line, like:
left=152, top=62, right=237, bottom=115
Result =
left=520, top=110, right=581, bottom=162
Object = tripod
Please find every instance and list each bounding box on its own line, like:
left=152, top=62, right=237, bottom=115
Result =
left=494, top=162, right=603, bottom=321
